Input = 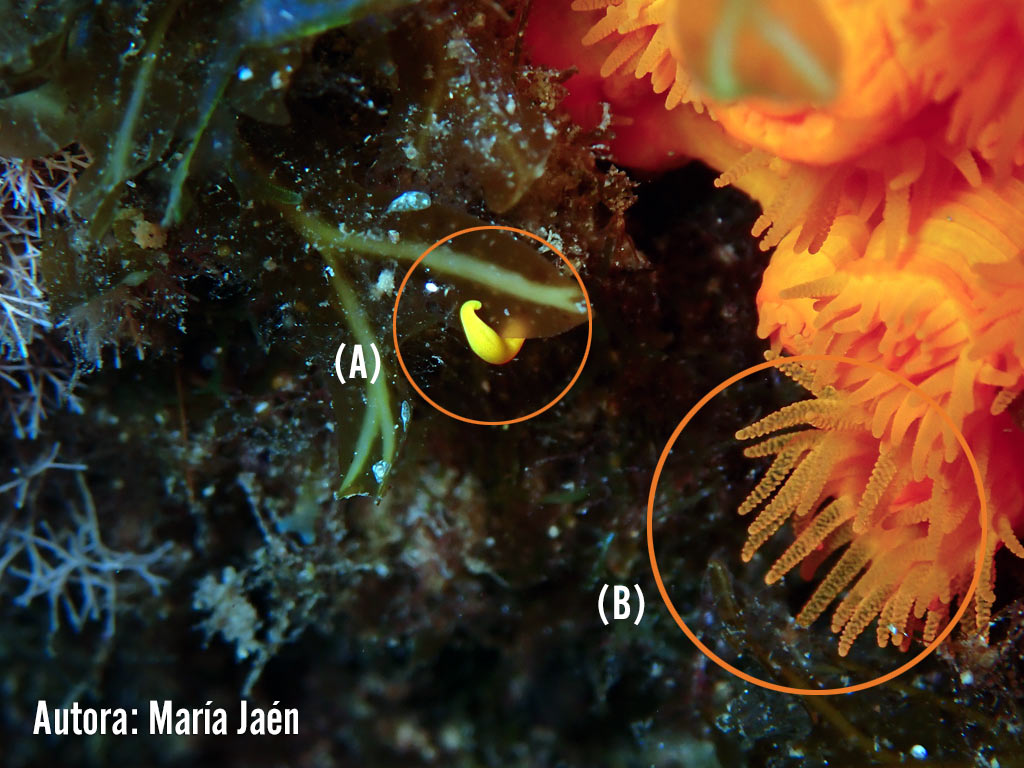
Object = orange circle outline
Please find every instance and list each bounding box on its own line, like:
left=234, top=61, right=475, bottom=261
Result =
left=392, top=226, right=593, bottom=426
left=647, top=353, right=988, bottom=696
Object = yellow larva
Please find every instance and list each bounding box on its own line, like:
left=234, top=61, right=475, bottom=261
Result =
left=460, top=300, right=525, bottom=365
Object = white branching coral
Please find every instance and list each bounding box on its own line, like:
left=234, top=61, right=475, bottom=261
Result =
left=1, top=350, right=83, bottom=441
left=0, top=473, right=173, bottom=638
left=0, top=147, right=170, bottom=647
left=0, top=147, right=89, bottom=360
left=0, top=146, right=90, bottom=439
left=0, top=442, right=85, bottom=509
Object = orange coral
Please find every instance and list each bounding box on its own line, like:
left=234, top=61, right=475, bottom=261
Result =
left=551, top=0, right=1024, bottom=173
left=735, top=363, right=1024, bottom=655
left=744, top=171, right=1024, bottom=651
left=900, top=0, right=1024, bottom=179
left=744, top=169, right=1024, bottom=654
left=526, top=0, right=1024, bottom=654
left=759, top=179, right=1024, bottom=465
left=571, top=0, right=919, bottom=165
left=530, top=0, right=1024, bottom=255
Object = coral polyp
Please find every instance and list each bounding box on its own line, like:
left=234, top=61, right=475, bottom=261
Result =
left=533, top=0, right=1024, bottom=660
left=758, top=177, right=1024, bottom=471
left=740, top=172, right=1024, bottom=653
left=568, top=0, right=1024, bottom=174
left=573, top=0, right=906, bottom=164
left=735, top=356, right=1024, bottom=656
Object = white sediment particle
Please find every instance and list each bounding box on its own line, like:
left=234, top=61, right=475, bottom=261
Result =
left=373, top=269, right=395, bottom=298
left=536, top=227, right=564, bottom=255
left=385, top=191, right=431, bottom=214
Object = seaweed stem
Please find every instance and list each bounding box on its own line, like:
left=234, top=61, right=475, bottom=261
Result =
left=321, top=254, right=396, bottom=496
left=285, top=206, right=584, bottom=314
left=92, top=0, right=186, bottom=238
